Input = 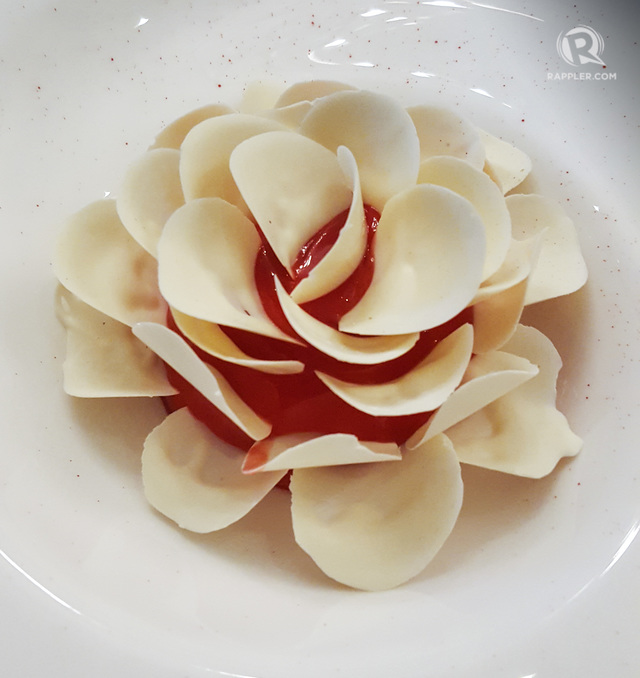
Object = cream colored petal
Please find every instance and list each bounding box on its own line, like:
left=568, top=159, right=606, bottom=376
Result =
left=116, top=148, right=184, bottom=257
left=274, top=278, right=419, bottom=364
left=259, top=101, right=312, bottom=129
left=446, top=325, right=582, bottom=478
left=179, top=113, right=286, bottom=215
left=133, top=322, right=271, bottom=441
left=242, top=433, right=401, bottom=473
left=290, top=433, right=463, bottom=591
left=157, top=197, right=294, bottom=343
left=479, top=129, right=532, bottom=194
left=171, top=309, right=304, bottom=375
left=418, top=155, right=511, bottom=280
left=300, top=89, right=420, bottom=211
left=316, top=323, right=473, bottom=416
left=238, top=81, right=286, bottom=113
left=53, top=199, right=166, bottom=326
left=290, top=146, right=368, bottom=304
left=339, top=184, right=486, bottom=335
left=142, top=408, right=284, bottom=533
left=275, top=80, right=358, bottom=107
left=470, top=234, right=542, bottom=353
left=150, top=103, right=234, bottom=150
left=407, top=105, right=485, bottom=170
left=506, top=194, right=588, bottom=304
left=55, top=286, right=176, bottom=398
left=229, top=131, right=352, bottom=274
left=239, top=84, right=313, bottom=128
left=472, top=278, right=528, bottom=354
left=472, top=234, right=542, bottom=302
left=406, top=350, right=538, bottom=449
left=482, top=160, right=504, bottom=189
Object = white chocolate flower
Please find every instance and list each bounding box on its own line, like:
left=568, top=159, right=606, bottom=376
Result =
left=53, top=82, right=587, bottom=590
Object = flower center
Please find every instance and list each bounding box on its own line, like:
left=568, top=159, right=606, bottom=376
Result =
left=163, top=205, right=473, bottom=450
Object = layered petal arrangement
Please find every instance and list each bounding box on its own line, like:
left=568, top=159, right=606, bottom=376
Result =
left=53, top=81, right=588, bottom=591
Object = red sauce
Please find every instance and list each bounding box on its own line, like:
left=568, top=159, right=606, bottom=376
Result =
left=163, top=205, right=472, bottom=450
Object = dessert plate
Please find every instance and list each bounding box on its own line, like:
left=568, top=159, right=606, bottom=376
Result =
left=0, top=0, right=638, bottom=675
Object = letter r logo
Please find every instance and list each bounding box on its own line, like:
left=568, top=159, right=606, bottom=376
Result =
left=557, top=26, right=606, bottom=67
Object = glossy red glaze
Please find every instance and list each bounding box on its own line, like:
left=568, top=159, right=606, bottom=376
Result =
left=163, top=205, right=473, bottom=450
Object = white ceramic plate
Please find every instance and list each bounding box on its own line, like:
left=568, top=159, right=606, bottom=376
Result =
left=1, top=0, right=638, bottom=675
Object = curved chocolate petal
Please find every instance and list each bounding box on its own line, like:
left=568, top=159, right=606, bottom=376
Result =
left=142, top=408, right=284, bottom=533
left=507, top=194, right=588, bottom=304
left=407, top=105, right=485, bottom=170
left=53, top=199, right=166, bottom=326
left=300, top=89, right=420, bottom=211
left=290, top=434, right=463, bottom=591
left=179, top=113, right=287, bottom=216
left=150, top=103, right=234, bottom=150
left=274, top=278, right=419, bottom=364
left=446, top=325, right=582, bottom=477
left=290, top=146, right=368, bottom=304
left=238, top=83, right=314, bottom=128
left=472, top=278, right=528, bottom=354
left=55, top=286, right=175, bottom=398
left=316, top=324, right=473, bottom=416
left=133, top=322, right=271, bottom=441
left=238, top=81, right=285, bottom=113
left=472, top=235, right=542, bottom=302
left=172, top=309, right=304, bottom=375
left=275, top=80, right=357, bottom=107
left=157, top=197, right=295, bottom=342
left=117, top=148, right=184, bottom=257
left=470, top=235, right=542, bottom=353
left=479, top=129, right=532, bottom=194
left=340, top=184, right=486, bottom=335
left=406, top=350, right=538, bottom=449
left=418, top=155, right=511, bottom=280
left=243, top=433, right=400, bottom=473
left=229, top=131, right=352, bottom=274
left=259, top=101, right=312, bottom=129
